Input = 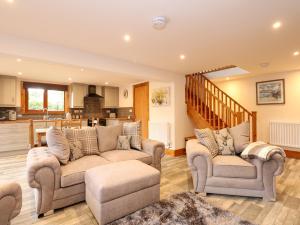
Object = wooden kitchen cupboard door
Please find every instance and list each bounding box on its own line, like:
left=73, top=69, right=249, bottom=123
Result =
left=133, top=82, right=149, bottom=139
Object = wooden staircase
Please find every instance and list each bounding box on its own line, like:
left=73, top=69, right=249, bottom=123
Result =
left=185, top=68, right=257, bottom=141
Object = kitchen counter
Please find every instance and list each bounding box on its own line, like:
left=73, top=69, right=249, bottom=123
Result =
left=105, top=117, right=133, bottom=121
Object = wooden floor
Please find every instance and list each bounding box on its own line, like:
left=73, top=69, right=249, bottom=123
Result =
left=1, top=152, right=300, bottom=225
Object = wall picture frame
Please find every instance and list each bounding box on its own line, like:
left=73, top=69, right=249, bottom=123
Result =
left=256, top=79, right=285, bottom=105
left=151, top=87, right=170, bottom=107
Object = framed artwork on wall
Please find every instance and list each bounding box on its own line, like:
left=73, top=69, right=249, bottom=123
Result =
left=151, top=87, right=170, bottom=107
left=256, top=79, right=285, bottom=105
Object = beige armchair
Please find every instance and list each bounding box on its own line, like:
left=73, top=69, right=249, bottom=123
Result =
left=186, top=139, right=285, bottom=201
left=0, top=182, right=22, bottom=225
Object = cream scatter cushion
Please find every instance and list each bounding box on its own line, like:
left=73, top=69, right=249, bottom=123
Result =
left=96, top=125, right=123, bottom=152
left=229, top=122, right=250, bottom=154
left=69, top=141, right=84, bottom=161
left=46, top=126, right=70, bottom=164
left=64, top=127, right=99, bottom=156
left=213, top=128, right=235, bottom=155
left=123, top=121, right=142, bottom=150
left=195, top=128, right=219, bottom=158
left=116, top=136, right=131, bottom=150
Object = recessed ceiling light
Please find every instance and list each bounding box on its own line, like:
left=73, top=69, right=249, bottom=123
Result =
left=179, top=54, right=186, bottom=60
left=123, top=34, right=131, bottom=42
left=80, top=68, right=84, bottom=72
left=293, top=51, right=299, bottom=56
left=17, top=72, right=22, bottom=75
left=104, top=82, right=109, bottom=85
left=16, top=58, right=22, bottom=62
left=226, top=77, right=230, bottom=81
left=272, top=21, right=282, bottom=29
left=68, top=77, right=72, bottom=81
left=6, top=0, right=14, bottom=3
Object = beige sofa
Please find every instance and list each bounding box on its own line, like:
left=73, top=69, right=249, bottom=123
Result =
left=186, top=139, right=285, bottom=201
left=0, top=182, right=22, bottom=225
left=27, top=139, right=165, bottom=215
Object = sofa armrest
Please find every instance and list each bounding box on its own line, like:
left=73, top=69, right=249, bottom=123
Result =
left=141, top=139, right=165, bottom=171
left=27, top=147, right=61, bottom=214
left=0, top=182, right=22, bottom=224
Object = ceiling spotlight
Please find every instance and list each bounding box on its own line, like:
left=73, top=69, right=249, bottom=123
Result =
left=68, top=77, right=72, bottom=81
left=180, top=54, right=186, bottom=60
left=17, top=72, right=22, bottom=75
left=152, top=16, right=167, bottom=30
left=272, top=21, right=282, bottom=29
left=226, top=77, right=230, bottom=81
left=80, top=68, right=84, bottom=72
left=16, top=58, right=22, bottom=62
left=123, top=34, right=131, bottom=42
left=6, top=0, right=14, bottom=3
left=293, top=51, right=299, bottom=56
left=104, top=82, right=109, bottom=85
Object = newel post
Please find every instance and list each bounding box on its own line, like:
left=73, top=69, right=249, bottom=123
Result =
left=251, top=111, right=257, bottom=142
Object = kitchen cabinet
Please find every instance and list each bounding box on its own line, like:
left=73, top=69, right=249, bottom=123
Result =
left=0, top=76, right=16, bottom=107
left=102, top=87, right=119, bottom=108
left=69, top=83, right=88, bottom=108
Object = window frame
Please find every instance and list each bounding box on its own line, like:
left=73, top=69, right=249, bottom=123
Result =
left=23, top=82, right=67, bottom=115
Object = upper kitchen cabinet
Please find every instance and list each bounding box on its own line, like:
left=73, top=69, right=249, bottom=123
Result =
left=0, top=76, right=17, bottom=107
left=102, top=86, right=119, bottom=108
left=69, top=83, right=88, bottom=108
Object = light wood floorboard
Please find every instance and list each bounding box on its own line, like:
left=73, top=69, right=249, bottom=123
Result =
left=0, top=152, right=300, bottom=225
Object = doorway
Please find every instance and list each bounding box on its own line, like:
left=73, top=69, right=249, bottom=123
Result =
left=133, top=82, right=149, bottom=138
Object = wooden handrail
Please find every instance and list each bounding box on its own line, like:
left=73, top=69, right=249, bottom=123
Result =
left=185, top=72, right=257, bottom=141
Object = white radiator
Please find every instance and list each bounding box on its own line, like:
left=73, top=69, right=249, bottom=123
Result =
left=269, top=121, right=300, bottom=148
left=149, top=122, right=171, bottom=148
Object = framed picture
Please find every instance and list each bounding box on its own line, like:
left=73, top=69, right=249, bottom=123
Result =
left=151, top=87, right=170, bottom=106
left=256, top=79, right=285, bottom=105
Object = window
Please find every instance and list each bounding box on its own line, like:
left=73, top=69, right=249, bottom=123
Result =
left=24, top=82, right=67, bottom=113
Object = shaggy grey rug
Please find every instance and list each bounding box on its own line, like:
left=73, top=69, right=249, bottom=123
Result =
left=109, top=192, right=254, bottom=225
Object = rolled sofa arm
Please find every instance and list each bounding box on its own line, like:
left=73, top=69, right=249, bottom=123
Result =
left=142, top=139, right=165, bottom=171
left=27, top=147, right=61, bottom=214
left=186, top=139, right=213, bottom=193
left=0, top=182, right=22, bottom=225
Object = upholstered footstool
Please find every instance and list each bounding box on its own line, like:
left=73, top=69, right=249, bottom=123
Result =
left=85, top=160, right=160, bottom=225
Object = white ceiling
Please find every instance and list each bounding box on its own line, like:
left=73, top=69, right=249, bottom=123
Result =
left=0, top=0, right=300, bottom=84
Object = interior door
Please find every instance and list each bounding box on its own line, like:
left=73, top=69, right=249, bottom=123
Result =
left=133, top=82, right=149, bottom=139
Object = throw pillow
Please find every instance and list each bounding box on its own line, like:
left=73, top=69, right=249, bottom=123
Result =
left=46, top=126, right=70, bottom=165
left=213, top=128, right=235, bottom=155
left=195, top=128, right=219, bottom=157
left=123, top=121, right=142, bottom=150
left=116, top=135, right=131, bottom=150
left=95, top=124, right=123, bottom=152
left=229, top=122, right=250, bottom=154
left=64, top=127, right=99, bottom=156
left=69, top=141, right=84, bottom=161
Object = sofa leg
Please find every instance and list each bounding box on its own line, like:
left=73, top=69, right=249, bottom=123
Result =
left=196, top=192, right=207, bottom=197
left=263, top=196, right=275, bottom=202
left=43, top=210, right=54, bottom=217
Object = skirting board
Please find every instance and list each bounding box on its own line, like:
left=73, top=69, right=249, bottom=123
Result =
left=165, top=148, right=186, bottom=157
left=285, top=150, right=300, bottom=159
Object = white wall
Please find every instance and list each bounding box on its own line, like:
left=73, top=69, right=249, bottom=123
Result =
left=119, top=85, right=133, bottom=107
left=215, top=70, right=300, bottom=143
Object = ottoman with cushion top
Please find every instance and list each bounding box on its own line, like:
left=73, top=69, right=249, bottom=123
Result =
left=85, top=160, right=160, bottom=225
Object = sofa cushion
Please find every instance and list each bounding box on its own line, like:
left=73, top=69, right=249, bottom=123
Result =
left=64, top=127, right=99, bottom=156
left=69, top=141, right=84, bottom=161
left=212, top=155, right=256, bottom=179
left=116, top=135, right=131, bottom=150
left=101, top=150, right=152, bottom=165
left=195, top=128, right=219, bottom=157
left=60, top=156, right=110, bottom=187
left=229, top=122, right=250, bottom=154
left=213, top=128, right=235, bottom=155
left=46, top=126, right=70, bottom=165
left=123, top=121, right=142, bottom=150
left=96, top=125, right=123, bottom=152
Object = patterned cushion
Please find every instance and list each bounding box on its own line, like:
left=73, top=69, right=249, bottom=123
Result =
left=123, top=121, right=142, bottom=150
left=46, top=126, right=70, bottom=165
left=195, top=128, right=219, bottom=157
left=116, top=136, right=131, bottom=150
left=213, top=128, right=235, bottom=155
left=69, top=141, right=84, bottom=161
left=64, top=127, right=100, bottom=156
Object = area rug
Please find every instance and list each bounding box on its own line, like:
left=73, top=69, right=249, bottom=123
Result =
left=109, top=192, right=254, bottom=225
